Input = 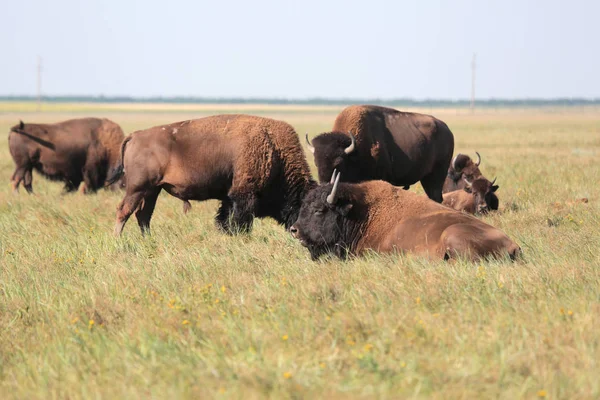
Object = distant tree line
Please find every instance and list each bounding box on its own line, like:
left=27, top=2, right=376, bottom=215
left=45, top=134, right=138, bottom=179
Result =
left=1, top=95, right=599, bottom=107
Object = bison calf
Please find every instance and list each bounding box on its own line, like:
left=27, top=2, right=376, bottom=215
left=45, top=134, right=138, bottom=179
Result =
left=443, top=178, right=499, bottom=214
left=290, top=173, right=518, bottom=261
left=109, top=115, right=315, bottom=236
left=8, top=118, right=125, bottom=193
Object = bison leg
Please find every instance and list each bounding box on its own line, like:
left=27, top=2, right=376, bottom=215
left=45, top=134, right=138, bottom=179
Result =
left=62, top=179, right=80, bottom=194
left=11, top=167, right=26, bottom=194
left=228, top=193, right=256, bottom=234
left=23, top=169, right=34, bottom=194
left=114, top=191, right=145, bottom=236
left=215, top=197, right=234, bottom=233
left=420, top=168, right=446, bottom=203
left=135, top=188, right=161, bottom=235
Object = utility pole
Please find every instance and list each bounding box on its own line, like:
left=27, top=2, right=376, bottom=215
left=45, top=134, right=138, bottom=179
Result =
left=470, top=53, right=476, bottom=113
left=37, top=56, right=42, bottom=111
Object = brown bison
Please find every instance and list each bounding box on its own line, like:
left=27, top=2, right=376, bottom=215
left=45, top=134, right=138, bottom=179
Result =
left=442, top=177, right=499, bottom=214
left=289, top=172, right=519, bottom=261
left=442, top=152, right=485, bottom=193
left=108, top=115, right=316, bottom=236
left=8, top=118, right=125, bottom=193
left=305, top=105, right=454, bottom=202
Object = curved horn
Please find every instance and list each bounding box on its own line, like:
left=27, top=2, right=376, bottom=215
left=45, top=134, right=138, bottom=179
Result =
left=344, top=131, right=356, bottom=154
left=326, top=171, right=341, bottom=204
left=475, top=152, right=481, bottom=166
left=490, top=177, right=497, bottom=186
left=305, top=133, right=315, bottom=154
left=452, top=154, right=463, bottom=171
left=463, top=176, right=473, bottom=186
left=330, top=169, right=337, bottom=184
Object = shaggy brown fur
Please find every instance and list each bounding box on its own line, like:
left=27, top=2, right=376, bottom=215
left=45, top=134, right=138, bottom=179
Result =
left=291, top=179, right=519, bottom=261
left=8, top=118, right=125, bottom=193
left=110, top=115, right=315, bottom=236
left=308, top=105, right=454, bottom=202
left=443, top=153, right=486, bottom=193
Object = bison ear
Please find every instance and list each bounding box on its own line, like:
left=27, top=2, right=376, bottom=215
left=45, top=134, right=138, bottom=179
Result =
left=19, top=120, right=24, bottom=129
left=491, top=185, right=499, bottom=192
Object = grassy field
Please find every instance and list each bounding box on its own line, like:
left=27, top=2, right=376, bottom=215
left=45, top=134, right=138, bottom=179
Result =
left=0, top=104, right=599, bottom=399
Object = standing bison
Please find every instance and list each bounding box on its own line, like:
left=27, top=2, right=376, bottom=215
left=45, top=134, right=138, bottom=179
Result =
left=290, top=172, right=519, bottom=261
left=108, top=115, right=316, bottom=236
left=305, top=105, right=454, bottom=202
left=8, top=118, right=125, bottom=193
left=443, top=152, right=485, bottom=193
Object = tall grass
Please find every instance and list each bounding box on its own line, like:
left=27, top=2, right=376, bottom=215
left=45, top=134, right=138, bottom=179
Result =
left=0, top=107, right=599, bottom=399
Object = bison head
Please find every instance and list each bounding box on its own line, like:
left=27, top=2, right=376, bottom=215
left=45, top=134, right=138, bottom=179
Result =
left=290, top=171, right=362, bottom=260
left=449, top=153, right=483, bottom=186
left=306, top=131, right=366, bottom=184
left=465, top=177, right=499, bottom=214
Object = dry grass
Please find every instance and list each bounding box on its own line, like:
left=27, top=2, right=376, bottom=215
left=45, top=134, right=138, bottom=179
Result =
left=0, top=105, right=599, bottom=399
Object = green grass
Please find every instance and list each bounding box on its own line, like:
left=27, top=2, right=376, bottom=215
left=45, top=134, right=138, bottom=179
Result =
left=1, top=106, right=599, bottom=399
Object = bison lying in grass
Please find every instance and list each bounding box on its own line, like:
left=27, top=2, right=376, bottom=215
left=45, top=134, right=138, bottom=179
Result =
left=443, top=152, right=488, bottom=193
left=8, top=118, right=124, bottom=193
left=443, top=177, right=499, bottom=215
left=108, top=115, right=316, bottom=236
left=290, top=172, right=519, bottom=261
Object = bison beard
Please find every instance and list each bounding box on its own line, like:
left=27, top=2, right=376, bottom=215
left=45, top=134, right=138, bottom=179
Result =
left=290, top=174, right=520, bottom=261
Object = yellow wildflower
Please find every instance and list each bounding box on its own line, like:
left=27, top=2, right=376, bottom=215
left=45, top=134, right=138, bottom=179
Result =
left=88, top=319, right=95, bottom=328
left=319, top=362, right=326, bottom=369
left=221, top=285, right=226, bottom=293
left=363, top=343, right=373, bottom=352
left=415, top=297, right=421, bottom=305
left=537, top=389, right=547, bottom=397
left=282, top=334, right=289, bottom=341
left=283, top=372, right=292, bottom=379
left=182, top=320, right=190, bottom=325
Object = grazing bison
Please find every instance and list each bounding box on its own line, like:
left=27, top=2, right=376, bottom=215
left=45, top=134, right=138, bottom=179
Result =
left=442, top=152, right=486, bottom=193
left=443, top=177, right=499, bottom=215
left=305, top=105, right=454, bottom=202
left=108, top=115, right=316, bottom=236
left=289, top=172, right=519, bottom=261
left=8, top=118, right=125, bottom=193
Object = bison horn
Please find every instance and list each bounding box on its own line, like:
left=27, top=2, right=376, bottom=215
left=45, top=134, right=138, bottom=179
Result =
left=463, top=176, right=473, bottom=187
left=344, top=132, right=356, bottom=154
left=305, top=133, right=315, bottom=154
left=490, top=177, right=497, bottom=186
left=19, top=120, right=24, bottom=130
left=327, top=171, right=341, bottom=204
left=475, top=152, right=481, bottom=166
left=330, top=169, right=337, bottom=184
left=451, top=154, right=463, bottom=171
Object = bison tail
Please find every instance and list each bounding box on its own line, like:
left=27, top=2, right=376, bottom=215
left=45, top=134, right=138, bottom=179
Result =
left=105, top=136, right=132, bottom=186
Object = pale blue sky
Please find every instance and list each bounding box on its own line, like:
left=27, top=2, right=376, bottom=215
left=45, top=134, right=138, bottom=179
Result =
left=2, top=0, right=598, bottom=99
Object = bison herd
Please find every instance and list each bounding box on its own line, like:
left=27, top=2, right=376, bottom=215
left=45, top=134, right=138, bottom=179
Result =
left=8, top=105, right=520, bottom=261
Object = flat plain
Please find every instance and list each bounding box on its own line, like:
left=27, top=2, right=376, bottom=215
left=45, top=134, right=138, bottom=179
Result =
left=0, top=103, right=599, bottom=399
